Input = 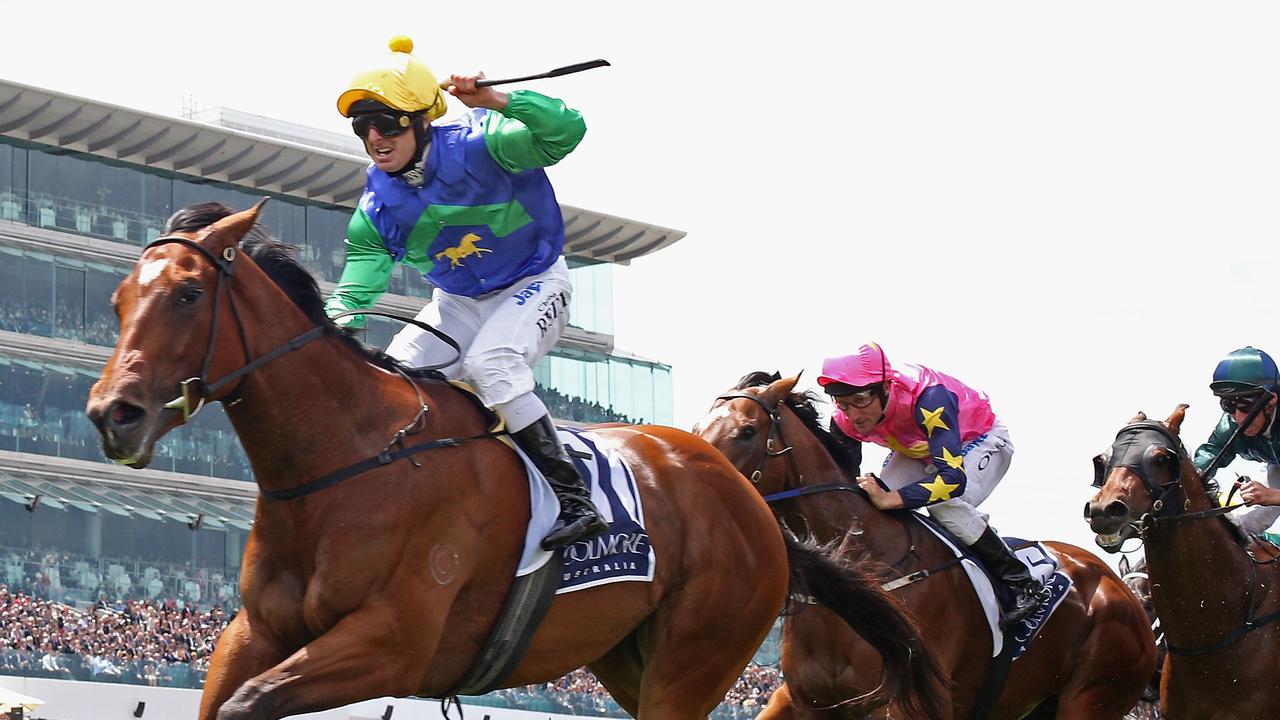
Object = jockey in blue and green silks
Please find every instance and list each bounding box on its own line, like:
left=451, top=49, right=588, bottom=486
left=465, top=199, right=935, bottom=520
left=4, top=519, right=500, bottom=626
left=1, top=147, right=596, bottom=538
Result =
left=325, top=35, right=606, bottom=551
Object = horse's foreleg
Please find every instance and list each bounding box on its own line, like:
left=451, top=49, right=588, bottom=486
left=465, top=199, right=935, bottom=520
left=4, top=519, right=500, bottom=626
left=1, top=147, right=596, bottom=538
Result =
left=198, top=613, right=287, bottom=720
left=214, top=604, right=435, bottom=720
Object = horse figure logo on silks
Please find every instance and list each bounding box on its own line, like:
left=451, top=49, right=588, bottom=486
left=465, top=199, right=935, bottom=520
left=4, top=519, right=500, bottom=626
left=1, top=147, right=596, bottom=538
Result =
left=435, top=232, right=493, bottom=268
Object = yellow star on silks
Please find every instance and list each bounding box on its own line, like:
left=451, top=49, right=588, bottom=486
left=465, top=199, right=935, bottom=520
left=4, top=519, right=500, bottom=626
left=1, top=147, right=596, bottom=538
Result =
left=920, top=475, right=961, bottom=502
left=936, top=447, right=965, bottom=471
left=919, top=406, right=950, bottom=437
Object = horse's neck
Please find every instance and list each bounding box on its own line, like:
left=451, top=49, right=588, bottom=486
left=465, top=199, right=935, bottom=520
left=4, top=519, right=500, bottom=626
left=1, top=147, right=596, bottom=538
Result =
left=222, top=293, right=439, bottom=493
left=1144, top=511, right=1256, bottom=643
left=787, top=431, right=904, bottom=554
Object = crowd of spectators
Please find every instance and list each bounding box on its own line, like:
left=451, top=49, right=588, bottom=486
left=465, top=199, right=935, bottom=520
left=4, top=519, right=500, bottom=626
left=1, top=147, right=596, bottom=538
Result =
left=0, top=585, right=224, bottom=689
left=0, top=563, right=783, bottom=716
left=469, top=663, right=782, bottom=718
left=0, top=297, right=117, bottom=348
left=2, top=548, right=240, bottom=611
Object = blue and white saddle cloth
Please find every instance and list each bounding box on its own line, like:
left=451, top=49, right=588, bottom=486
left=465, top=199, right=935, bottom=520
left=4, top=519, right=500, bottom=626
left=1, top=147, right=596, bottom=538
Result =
left=511, top=427, right=655, bottom=594
left=912, top=514, right=1073, bottom=659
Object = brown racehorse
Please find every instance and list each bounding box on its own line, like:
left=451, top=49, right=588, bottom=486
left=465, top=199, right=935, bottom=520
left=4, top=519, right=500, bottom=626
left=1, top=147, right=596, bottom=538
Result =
left=1086, top=406, right=1280, bottom=719
left=696, top=373, right=1156, bottom=719
left=84, top=205, right=945, bottom=720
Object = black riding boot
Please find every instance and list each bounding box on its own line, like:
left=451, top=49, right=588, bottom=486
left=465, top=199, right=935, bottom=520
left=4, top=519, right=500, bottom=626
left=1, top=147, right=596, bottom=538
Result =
left=968, top=527, right=1044, bottom=627
left=512, top=415, right=609, bottom=550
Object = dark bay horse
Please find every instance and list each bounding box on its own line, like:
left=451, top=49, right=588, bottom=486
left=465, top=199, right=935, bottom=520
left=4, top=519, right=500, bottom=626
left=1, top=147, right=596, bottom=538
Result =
left=697, top=373, right=1155, bottom=719
left=84, top=205, right=944, bottom=720
left=1087, top=406, right=1280, bottom=718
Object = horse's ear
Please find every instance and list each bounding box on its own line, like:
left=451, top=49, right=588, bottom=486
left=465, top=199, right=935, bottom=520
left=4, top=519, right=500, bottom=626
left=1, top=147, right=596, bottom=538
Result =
left=1166, top=404, right=1190, bottom=436
left=1118, top=555, right=1131, bottom=576
left=203, top=198, right=268, bottom=251
left=1129, top=410, right=1148, bottom=424
left=763, top=374, right=802, bottom=405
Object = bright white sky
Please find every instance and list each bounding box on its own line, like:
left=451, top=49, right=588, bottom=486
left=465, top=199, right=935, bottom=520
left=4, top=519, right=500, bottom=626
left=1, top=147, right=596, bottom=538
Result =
left=3, top=1, right=1277, bottom=566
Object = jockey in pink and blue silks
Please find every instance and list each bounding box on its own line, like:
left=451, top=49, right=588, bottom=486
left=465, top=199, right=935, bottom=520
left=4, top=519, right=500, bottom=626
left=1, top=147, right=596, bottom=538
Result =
left=818, top=343, right=1045, bottom=626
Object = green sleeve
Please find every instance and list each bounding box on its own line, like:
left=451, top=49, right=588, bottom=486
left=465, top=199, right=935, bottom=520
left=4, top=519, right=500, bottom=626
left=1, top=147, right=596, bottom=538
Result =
left=482, top=90, right=587, bottom=173
left=323, top=209, right=393, bottom=329
left=1193, top=414, right=1239, bottom=479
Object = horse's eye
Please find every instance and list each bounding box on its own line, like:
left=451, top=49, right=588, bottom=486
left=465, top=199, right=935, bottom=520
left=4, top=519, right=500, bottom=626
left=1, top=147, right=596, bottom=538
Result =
left=178, top=287, right=203, bottom=305
left=739, top=425, right=758, bottom=441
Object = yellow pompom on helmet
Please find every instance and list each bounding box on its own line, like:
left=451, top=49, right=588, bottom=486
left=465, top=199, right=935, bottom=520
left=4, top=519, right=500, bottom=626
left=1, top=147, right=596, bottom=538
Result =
left=337, top=36, right=447, bottom=120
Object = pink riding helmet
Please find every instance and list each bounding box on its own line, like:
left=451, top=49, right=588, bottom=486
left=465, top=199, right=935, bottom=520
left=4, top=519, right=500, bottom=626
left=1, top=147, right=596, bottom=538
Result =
left=818, top=343, right=891, bottom=389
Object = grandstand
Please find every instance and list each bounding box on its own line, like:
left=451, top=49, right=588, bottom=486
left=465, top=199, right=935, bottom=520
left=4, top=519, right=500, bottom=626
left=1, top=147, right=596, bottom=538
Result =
left=0, top=78, right=785, bottom=718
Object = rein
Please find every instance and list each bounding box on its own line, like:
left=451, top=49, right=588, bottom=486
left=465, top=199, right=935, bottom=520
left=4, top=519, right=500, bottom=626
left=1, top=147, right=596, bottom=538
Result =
left=145, top=235, right=503, bottom=502
left=1166, top=555, right=1280, bottom=656
left=720, top=395, right=958, bottom=594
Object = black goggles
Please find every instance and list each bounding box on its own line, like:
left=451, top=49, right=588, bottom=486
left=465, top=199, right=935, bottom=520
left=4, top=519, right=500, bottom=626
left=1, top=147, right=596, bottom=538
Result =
left=1220, top=392, right=1268, bottom=414
left=351, top=112, right=415, bottom=140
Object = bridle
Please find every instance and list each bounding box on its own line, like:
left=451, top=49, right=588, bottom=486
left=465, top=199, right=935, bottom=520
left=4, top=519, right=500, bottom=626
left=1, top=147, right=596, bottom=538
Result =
left=714, top=391, right=868, bottom=504
left=139, top=234, right=498, bottom=502
left=714, top=392, right=804, bottom=489
left=1096, top=421, right=1193, bottom=522
left=145, top=235, right=313, bottom=422
left=145, top=235, right=458, bottom=423
left=1097, top=419, right=1253, bottom=529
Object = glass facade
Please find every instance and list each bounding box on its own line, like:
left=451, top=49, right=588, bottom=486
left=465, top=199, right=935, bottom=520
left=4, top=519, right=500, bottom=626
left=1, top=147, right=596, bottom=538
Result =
left=0, top=137, right=615, bottom=333
left=0, top=347, right=669, bottom=490
left=0, top=356, right=252, bottom=481
left=534, top=349, right=673, bottom=425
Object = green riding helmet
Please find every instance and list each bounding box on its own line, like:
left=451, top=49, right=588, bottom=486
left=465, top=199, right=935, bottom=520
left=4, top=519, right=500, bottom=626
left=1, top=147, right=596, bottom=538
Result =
left=1210, top=346, right=1280, bottom=396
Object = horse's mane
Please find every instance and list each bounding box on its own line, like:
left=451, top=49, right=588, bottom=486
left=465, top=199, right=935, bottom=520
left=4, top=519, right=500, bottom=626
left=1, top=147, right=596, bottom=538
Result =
left=161, top=202, right=430, bottom=377
left=238, top=238, right=434, bottom=377
left=733, top=371, right=859, bottom=482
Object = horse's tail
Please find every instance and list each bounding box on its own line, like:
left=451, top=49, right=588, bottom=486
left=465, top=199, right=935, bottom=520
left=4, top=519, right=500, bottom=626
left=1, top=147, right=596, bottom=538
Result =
left=784, top=534, right=947, bottom=720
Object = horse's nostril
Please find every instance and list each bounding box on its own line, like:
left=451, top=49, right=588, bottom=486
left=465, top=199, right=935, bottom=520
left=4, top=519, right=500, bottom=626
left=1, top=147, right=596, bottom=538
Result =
left=110, top=402, right=145, bottom=428
left=1105, top=500, right=1130, bottom=519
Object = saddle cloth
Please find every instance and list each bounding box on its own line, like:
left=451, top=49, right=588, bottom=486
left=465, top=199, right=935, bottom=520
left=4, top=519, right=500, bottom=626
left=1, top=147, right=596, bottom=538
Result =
left=912, top=514, right=1073, bottom=659
left=510, top=427, right=655, bottom=594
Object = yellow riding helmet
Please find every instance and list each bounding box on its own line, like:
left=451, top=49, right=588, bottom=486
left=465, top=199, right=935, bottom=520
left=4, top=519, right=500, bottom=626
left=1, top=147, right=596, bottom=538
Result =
left=336, top=36, right=447, bottom=121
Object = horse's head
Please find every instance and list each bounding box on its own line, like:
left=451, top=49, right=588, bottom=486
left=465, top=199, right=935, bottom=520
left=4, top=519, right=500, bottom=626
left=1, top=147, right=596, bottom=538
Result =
left=1085, top=404, right=1201, bottom=551
left=86, top=203, right=265, bottom=468
left=695, top=371, right=807, bottom=495
left=1118, top=554, right=1164, bottom=702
